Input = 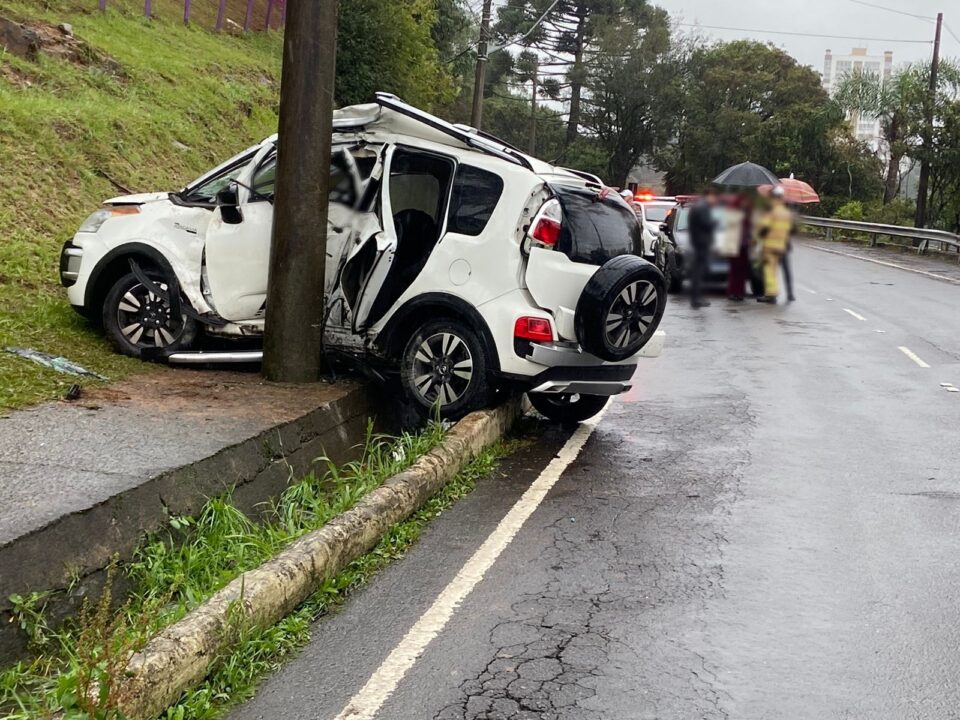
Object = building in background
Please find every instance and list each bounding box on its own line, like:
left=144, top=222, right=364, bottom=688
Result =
left=822, top=47, right=893, bottom=149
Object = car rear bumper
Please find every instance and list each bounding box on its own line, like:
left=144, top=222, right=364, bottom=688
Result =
left=505, top=330, right=664, bottom=396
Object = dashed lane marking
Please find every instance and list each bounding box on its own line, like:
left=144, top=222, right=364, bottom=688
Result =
left=898, top=346, right=930, bottom=368
left=800, top=285, right=818, bottom=294
left=843, top=308, right=867, bottom=321
left=333, top=407, right=609, bottom=720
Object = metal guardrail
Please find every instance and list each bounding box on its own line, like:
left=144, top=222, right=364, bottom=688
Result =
left=800, top=216, right=960, bottom=260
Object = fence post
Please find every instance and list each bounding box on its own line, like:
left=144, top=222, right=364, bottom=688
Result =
left=215, top=0, right=226, bottom=31
left=265, top=0, right=275, bottom=29
left=99, top=0, right=107, bottom=11
left=183, top=0, right=191, bottom=24
left=144, top=0, right=151, bottom=17
left=243, top=0, right=255, bottom=31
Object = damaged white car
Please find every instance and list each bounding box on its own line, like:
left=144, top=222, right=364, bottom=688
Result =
left=60, top=93, right=666, bottom=422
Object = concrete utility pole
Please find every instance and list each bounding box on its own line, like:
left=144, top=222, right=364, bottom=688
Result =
left=470, top=0, right=493, bottom=129
left=263, top=0, right=338, bottom=383
left=915, top=11, right=943, bottom=229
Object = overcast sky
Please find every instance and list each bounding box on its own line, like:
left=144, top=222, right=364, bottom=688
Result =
left=650, top=0, right=959, bottom=71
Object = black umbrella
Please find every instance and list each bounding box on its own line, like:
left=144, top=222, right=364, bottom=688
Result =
left=713, top=162, right=780, bottom=187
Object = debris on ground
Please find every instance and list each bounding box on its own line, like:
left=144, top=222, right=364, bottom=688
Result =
left=4, top=347, right=108, bottom=380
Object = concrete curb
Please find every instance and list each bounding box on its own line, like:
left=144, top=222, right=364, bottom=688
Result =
left=0, top=381, right=377, bottom=664
left=114, top=400, right=520, bottom=720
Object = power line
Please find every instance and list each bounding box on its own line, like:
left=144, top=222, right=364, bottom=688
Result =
left=845, top=0, right=935, bottom=22
left=675, top=21, right=933, bottom=44
left=945, top=22, right=960, bottom=47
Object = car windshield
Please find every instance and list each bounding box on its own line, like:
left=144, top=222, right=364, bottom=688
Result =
left=181, top=144, right=259, bottom=200
left=643, top=205, right=672, bottom=222
left=675, top=207, right=690, bottom=232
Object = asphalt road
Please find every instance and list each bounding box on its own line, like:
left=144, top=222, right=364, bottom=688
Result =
left=230, top=243, right=960, bottom=720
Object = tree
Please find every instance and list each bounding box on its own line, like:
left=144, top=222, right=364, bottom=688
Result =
left=927, top=98, right=960, bottom=231
left=336, top=0, right=456, bottom=109
left=834, top=61, right=960, bottom=205
left=658, top=41, right=864, bottom=195
left=579, top=1, right=678, bottom=185
left=495, top=0, right=624, bottom=145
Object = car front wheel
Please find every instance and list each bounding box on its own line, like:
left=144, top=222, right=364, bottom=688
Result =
left=400, top=318, right=491, bottom=420
left=102, top=271, right=197, bottom=359
left=528, top=392, right=610, bottom=424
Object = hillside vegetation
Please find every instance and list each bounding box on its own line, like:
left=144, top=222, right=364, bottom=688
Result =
left=0, top=0, right=282, bottom=407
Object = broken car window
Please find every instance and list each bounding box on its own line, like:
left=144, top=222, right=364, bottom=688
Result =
left=246, top=153, right=357, bottom=206
left=447, top=165, right=504, bottom=236
left=181, top=163, right=247, bottom=204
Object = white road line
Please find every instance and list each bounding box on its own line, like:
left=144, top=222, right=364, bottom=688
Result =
left=800, top=285, right=818, bottom=295
left=898, top=346, right=930, bottom=368
left=843, top=308, right=867, bottom=321
left=334, top=408, right=609, bottom=720
left=807, top=243, right=960, bottom=287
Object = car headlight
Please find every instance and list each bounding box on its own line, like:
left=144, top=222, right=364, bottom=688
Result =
left=78, top=206, right=139, bottom=234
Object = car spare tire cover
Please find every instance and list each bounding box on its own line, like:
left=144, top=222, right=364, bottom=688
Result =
left=575, top=255, right=666, bottom=362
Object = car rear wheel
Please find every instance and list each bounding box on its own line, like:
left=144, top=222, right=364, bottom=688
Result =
left=400, top=319, right=491, bottom=421
left=528, top=392, right=610, bottom=424
left=103, top=271, right=197, bottom=359
left=575, top=255, right=666, bottom=362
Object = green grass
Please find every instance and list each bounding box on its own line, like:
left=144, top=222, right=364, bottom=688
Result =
left=0, top=0, right=282, bottom=408
left=0, top=420, right=468, bottom=718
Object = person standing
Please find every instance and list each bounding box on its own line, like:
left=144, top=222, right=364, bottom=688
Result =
left=726, top=193, right=752, bottom=301
left=688, top=189, right=718, bottom=308
left=756, top=185, right=793, bottom=304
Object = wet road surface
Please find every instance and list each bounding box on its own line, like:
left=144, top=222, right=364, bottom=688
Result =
left=230, top=244, right=960, bottom=720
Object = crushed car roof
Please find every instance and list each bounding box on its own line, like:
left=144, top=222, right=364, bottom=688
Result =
left=333, top=92, right=590, bottom=184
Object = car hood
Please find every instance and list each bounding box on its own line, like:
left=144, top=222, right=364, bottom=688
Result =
left=104, top=192, right=170, bottom=205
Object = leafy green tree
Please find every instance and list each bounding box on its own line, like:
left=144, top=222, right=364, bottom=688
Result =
left=658, top=40, right=873, bottom=198
left=580, top=2, right=677, bottom=185
left=495, top=0, right=625, bottom=144
left=336, top=0, right=456, bottom=110
left=834, top=61, right=960, bottom=206
left=927, top=98, right=960, bottom=231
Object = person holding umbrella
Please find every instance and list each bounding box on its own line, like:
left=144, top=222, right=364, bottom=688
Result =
left=712, top=162, right=780, bottom=301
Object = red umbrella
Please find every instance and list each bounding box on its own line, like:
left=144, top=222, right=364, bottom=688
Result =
left=759, top=177, right=820, bottom=204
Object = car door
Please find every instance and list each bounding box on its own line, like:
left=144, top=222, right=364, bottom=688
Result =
left=202, top=145, right=362, bottom=323
left=337, top=145, right=398, bottom=332
left=201, top=141, right=276, bottom=322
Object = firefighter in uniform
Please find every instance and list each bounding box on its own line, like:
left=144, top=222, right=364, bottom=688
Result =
left=757, top=185, right=794, bottom=304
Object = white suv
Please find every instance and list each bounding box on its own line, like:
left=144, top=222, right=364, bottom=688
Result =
left=60, top=94, right=666, bottom=422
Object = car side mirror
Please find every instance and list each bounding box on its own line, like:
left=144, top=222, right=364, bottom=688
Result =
left=217, top=184, right=243, bottom=225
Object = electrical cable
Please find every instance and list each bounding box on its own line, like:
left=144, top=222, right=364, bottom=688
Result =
left=845, top=0, right=935, bottom=22
left=674, top=21, right=933, bottom=44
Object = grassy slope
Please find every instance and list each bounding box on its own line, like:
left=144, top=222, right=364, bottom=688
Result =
left=0, top=0, right=281, bottom=408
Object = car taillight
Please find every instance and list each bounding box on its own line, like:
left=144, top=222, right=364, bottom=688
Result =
left=514, top=316, right=554, bottom=343
left=531, top=216, right=561, bottom=247
left=527, top=198, right=563, bottom=252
